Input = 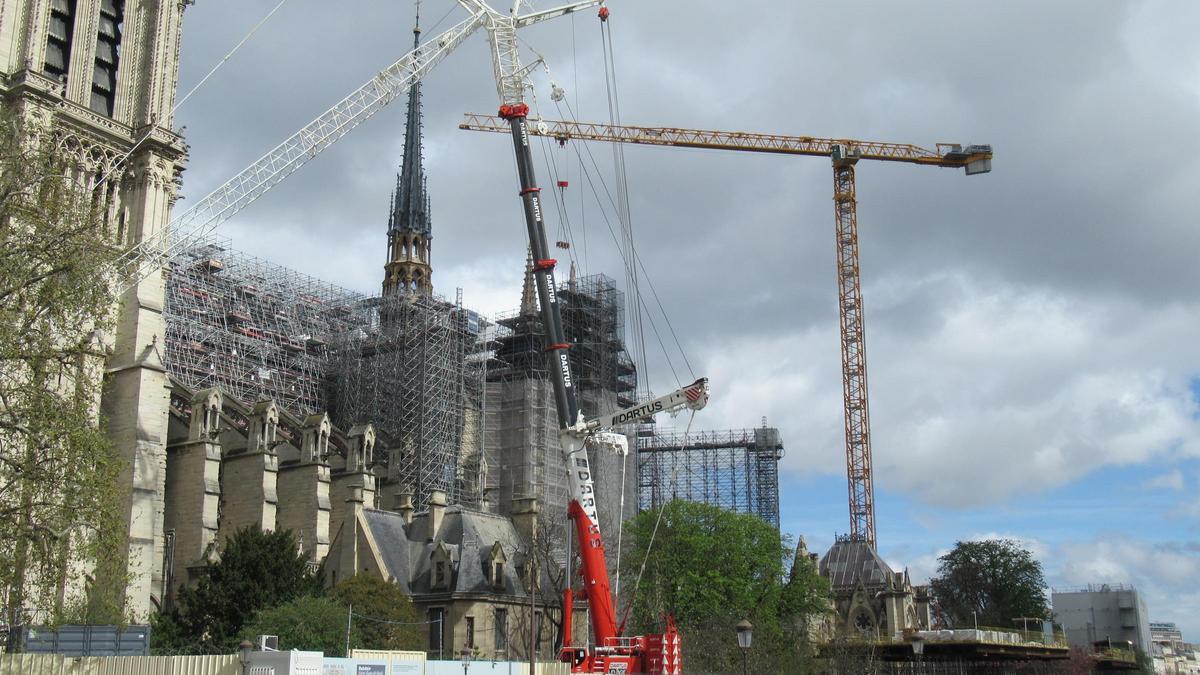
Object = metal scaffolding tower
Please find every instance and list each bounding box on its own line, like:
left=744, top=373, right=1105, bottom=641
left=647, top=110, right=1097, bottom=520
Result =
left=484, top=273, right=637, bottom=534
left=637, top=425, right=784, bottom=528
left=327, top=292, right=489, bottom=510
left=162, top=236, right=365, bottom=417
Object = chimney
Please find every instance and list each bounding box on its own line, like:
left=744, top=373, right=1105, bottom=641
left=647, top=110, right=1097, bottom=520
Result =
left=396, top=487, right=415, bottom=525
left=428, top=489, right=447, bottom=538
left=512, top=497, right=539, bottom=543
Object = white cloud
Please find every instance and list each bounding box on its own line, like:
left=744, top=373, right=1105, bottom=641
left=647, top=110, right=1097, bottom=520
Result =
left=1143, top=469, right=1185, bottom=491
left=691, top=271, right=1200, bottom=508
left=1053, top=538, right=1200, bottom=638
left=900, top=535, right=1200, bottom=640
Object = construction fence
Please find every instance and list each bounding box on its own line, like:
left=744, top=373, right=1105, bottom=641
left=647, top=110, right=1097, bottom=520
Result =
left=0, top=654, right=238, bottom=675
left=0, top=655, right=570, bottom=675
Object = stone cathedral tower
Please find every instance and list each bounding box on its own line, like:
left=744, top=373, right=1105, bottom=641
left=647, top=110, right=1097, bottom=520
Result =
left=382, top=21, right=433, bottom=297
left=0, top=0, right=189, bottom=619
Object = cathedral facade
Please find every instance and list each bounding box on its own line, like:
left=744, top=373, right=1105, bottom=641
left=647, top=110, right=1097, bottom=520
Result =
left=0, top=0, right=189, bottom=620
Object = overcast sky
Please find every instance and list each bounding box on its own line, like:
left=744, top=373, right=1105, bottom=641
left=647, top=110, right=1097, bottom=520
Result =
left=174, top=1, right=1200, bottom=637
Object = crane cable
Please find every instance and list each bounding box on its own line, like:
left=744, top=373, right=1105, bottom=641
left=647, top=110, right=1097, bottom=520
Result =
left=96, top=0, right=292, bottom=189
left=553, top=97, right=695, bottom=384
left=598, top=14, right=651, bottom=402
left=528, top=57, right=694, bottom=389
left=524, top=11, right=700, bottom=613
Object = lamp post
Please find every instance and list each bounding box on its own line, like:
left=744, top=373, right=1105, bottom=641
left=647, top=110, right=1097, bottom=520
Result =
left=736, top=619, right=753, bottom=675
left=911, top=635, right=925, bottom=668
left=461, top=648, right=472, bottom=675
left=238, top=640, right=253, bottom=675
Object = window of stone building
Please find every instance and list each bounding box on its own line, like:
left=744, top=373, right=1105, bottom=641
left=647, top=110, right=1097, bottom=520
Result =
left=494, top=609, right=507, bottom=651
left=853, top=610, right=874, bottom=633
left=431, top=543, right=451, bottom=590
left=488, top=541, right=507, bottom=590
left=465, top=616, right=475, bottom=649
left=45, top=0, right=76, bottom=82
left=534, top=610, right=542, bottom=652
left=90, top=0, right=123, bottom=116
left=428, top=607, right=445, bottom=653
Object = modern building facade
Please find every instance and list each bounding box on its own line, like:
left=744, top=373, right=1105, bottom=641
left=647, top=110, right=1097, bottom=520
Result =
left=1152, top=621, right=1185, bottom=652
left=1052, top=584, right=1152, bottom=652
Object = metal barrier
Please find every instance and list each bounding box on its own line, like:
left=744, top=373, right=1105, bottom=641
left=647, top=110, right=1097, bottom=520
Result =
left=0, top=654, right=239, bottom=675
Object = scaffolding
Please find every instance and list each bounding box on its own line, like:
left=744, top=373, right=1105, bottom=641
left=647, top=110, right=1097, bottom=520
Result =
left=163, top=237, right=489, bottom=511
left=559, top=274, right=638, bottom=410
left=484, top=273, right=638, bottom=536
left=637, top=425, right=784, bottom=528
left=162, top=236, right=365, bottom=417
left=326, top=291, right=488, bottom=510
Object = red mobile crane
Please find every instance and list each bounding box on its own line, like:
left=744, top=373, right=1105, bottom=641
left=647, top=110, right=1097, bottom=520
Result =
left=494, top=92, right=708, bottom=675
left=472, top=5, right=709, bottom=672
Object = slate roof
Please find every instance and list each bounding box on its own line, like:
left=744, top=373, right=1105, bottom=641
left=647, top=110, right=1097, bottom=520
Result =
left=819, top=538, right=896, bottom=589
left=360, top=505, right=534, bottom=599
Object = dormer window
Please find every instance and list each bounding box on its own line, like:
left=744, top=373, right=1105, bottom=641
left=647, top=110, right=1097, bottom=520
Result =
left=430, top=542, right=451, bottom=590
left=487, top=541, right=507, bottom=590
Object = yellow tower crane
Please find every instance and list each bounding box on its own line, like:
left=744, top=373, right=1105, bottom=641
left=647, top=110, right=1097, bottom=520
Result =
left=460, top=113, right=993, bottom=549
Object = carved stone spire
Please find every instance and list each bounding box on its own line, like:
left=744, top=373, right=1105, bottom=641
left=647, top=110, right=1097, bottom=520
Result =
left=382, top=14, right=433, bottom=297
left=520, top=247, right=538, bottom=316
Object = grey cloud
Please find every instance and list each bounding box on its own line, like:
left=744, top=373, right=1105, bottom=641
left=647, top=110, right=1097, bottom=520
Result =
left=174, top=2, right=1200, bottom=510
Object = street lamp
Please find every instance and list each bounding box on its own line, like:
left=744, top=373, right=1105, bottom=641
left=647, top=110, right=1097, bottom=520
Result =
left=461, top=648, right=472, bottom=675
left=736, top=619, right=753, bottom=675
left=911, top=635, right=925, bottom=665
left=238, top=640, right=253, bottom=675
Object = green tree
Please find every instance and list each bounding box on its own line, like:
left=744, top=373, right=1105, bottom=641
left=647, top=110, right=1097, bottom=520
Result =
left=156, top=527, right=323, bottom=652
left=621, top=500, right=829, bottom=673
left=330, top=574, right=422, bottom=651
left=242, top=595, right=347, bottom=656
left=929, top=539, right=1048, bottom=628
left=0, top=108, right=128, bottom=646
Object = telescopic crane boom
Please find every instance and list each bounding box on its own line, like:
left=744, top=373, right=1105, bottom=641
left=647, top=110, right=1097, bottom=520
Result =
left=460, top=114, right=992, bottom=549
left=468, top=5, right=702, bottom=674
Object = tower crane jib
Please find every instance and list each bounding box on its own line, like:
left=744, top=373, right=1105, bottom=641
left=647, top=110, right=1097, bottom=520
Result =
left=460, top=114, right=992, bottom=550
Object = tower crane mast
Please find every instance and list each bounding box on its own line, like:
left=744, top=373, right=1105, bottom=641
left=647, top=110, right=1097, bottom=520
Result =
left=460, top=114, right=992, bottom=549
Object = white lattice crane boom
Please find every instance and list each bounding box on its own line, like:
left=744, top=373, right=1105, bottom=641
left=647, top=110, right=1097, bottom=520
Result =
left=114, top=1, right=603, bottom=293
